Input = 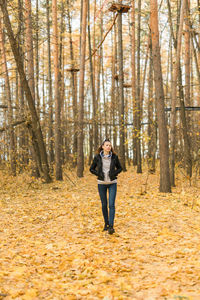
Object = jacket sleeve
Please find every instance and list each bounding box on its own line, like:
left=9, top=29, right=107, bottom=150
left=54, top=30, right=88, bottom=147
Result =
left=89, top=156, right=98, bottom=176
left=114, top=155, right=122, bottom=176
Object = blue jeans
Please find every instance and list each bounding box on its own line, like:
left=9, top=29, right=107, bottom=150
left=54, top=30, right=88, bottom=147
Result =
left=98, top=183, right=117, bottom=227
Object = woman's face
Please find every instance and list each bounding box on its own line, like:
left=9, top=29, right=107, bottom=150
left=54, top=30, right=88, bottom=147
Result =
left=102, top=141, right=111, bottom=153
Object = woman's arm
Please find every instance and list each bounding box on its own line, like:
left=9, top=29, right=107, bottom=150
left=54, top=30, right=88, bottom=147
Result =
left=114, top=156, right=122, bottom=175
left=89, top=156, right=98, bottom=176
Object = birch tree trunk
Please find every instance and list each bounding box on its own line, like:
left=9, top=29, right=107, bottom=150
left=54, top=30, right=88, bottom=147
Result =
left=150, top=0, right=171, bottom=192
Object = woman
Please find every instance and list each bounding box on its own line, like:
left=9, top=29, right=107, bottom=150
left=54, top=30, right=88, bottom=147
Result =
left=90, top=139, right=122, bottom=234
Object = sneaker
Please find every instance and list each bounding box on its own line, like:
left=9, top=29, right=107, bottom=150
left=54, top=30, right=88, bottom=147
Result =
left=108, top=226, right=115, bottom=235
left=102, top=224, right=109, bottom=231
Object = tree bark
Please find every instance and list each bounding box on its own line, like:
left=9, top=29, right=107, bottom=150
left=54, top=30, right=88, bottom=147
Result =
left=111, top=25, right=117, bottom=150
left=52, top=0, right=63, bottom=180
left=118, top=0, right=126, bottom=171
left=66, top=0, right=78, bottom=166
left=150, top=0, right=171, bottom=192
left=131, top=0, right=137, bottom=166
left=87, top=0, right=98, bottom=152
left=46, top=0, right=54, bottom=168
left=25, top=0, right=40, bottom=178
left=136, top=0, right=142, bottom=173
left=170, top=0, right=185, bottom=186
left=77, top=0, right=88, bottom=177
left=148, top=38, right=156, bottom=173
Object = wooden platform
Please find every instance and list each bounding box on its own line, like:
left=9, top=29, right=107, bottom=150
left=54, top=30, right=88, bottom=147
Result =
left=66, top=68, right=80, bottom=72
left=108, top=3, right=131, bottom=13
left=123, top=83, right=132, bottom=88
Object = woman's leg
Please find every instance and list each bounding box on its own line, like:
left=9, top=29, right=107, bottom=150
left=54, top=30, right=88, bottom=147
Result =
left=108, top=183, right=117, bottom=227
left=98, top=184, right=109, bottom=226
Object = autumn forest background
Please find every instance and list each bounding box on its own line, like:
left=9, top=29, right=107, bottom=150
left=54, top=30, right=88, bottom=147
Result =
left=0, top=0, right=200, bottom=299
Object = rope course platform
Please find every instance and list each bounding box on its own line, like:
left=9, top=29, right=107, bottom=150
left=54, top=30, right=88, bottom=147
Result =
left=108, top=3, right=131, bottom=13
left=66, top=68, right=80, bottom=72
left=123, top=83, right=132, bottom=88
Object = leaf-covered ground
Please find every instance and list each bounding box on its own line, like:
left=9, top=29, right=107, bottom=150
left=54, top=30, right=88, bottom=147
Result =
left=0, top=166, right=200, bottom=299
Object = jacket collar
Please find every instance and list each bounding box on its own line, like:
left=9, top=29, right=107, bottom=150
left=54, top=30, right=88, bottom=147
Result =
left=100, top=150, right=112, bottom=158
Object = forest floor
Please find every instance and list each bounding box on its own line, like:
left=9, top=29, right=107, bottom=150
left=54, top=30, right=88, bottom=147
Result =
left=0, top=165, right=200, bottom=300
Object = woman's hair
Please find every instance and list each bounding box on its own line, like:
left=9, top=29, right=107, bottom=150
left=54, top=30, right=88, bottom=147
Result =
left=96, top=139, right=116, bottom=154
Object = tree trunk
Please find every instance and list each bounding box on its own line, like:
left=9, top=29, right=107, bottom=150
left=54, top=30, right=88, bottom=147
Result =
left=17, top=0, right=28, bottom=168
left=66, top=0, right=78, bottom=166
left=178, top=68, right=192, bottom=178
left=111, top=25, right=117, bottom=150
left=148, top=38, right=156, bottom=173
left=35, top=0, right=40, bottom=114
left=170, top=0, right=185, bottom=186
left=118, top=0, right=126, bottom=171
left=0, top=16, right=16, bottom=175
left=52, top=0, right=63, bottom=180
left=77, top=0, right=88, bottom=177
left=46, top=0, right=54, bottom=168
left=25, top=0, right=40, bottom=178
left=0, top=0, right=51, bottom=183
left=88, top=0, right=98, bottom=152
left=150, top=0, right=171, bottom=192
left=131, top=0, right=137, bottom=166
left=136, top=0, right=142, bottom=173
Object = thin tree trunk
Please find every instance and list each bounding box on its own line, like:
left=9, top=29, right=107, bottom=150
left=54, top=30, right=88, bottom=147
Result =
left=25, top=0, right=40, bottom=178
left=35, top=0, right=40, bottom=114
left=66, top=0, right=78, bottom=166
left=88, top=0, right=98, bottom=151
left=131, top=0, right=137, bottom=166
left=170, top=0, right=185, bottom=186
left=17, top=0, right=28, bottom=168
left=148, top=38, right=156, bottom=173
left=136, top=0, right=142, bottom=173
left=52, top=0, right=63, bottom=180
left=118, top=0, right=126, bottom=171
left=178, top=68, right=192, bottom=178
left=111, top=25, right=117, bottom=150
left=59, top=0, right=65, bottom=165
left=77, top=0, right=88, bottom=177
left=46, top=0, right=54, bottom=168
left=150, top=0, right=171, bottom=193
left=100, top=14, right=107, bottom=138
left=0, top=0, right=51, bottom=182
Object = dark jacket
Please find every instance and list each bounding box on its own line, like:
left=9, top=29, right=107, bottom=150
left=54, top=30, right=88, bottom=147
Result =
left=89, top=153, right=122, bottom=181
